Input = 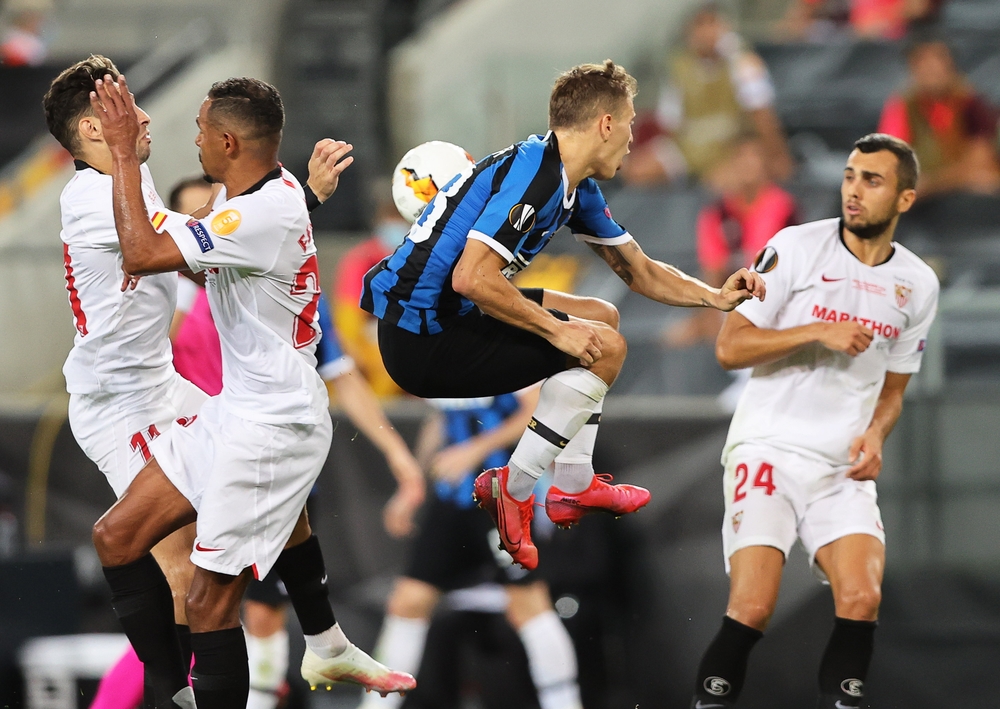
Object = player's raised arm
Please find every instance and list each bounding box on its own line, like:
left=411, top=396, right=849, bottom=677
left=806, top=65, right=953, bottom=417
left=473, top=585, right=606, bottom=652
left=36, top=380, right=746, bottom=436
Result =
left=588, top=239, right=765, bottom=311
left=91, top=75, right=187, bottom=275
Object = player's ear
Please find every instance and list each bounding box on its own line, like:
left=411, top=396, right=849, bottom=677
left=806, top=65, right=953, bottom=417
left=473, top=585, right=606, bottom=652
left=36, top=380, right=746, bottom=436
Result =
left=79, top=115, right=102, bottom=143
left=222, top=131, right=239, bottom=157
left=598, top=113, right=613, bottom=141
left=896, top=187, right=916, bottom=214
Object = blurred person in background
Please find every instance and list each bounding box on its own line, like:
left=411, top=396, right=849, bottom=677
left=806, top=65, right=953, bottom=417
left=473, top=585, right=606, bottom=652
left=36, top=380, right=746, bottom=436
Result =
left=777, top=0, right=944, bottom=42
left=623, top=1, right=793, bottom=189
left=361, top=387, right=584, bottom=709
left=0, top=0, right=51, bottom=66
left=662, top=134, right=798, bottom=350
left=878, top=36, right=1000, bottom=198
left=334, top=187, right=410, bottom=399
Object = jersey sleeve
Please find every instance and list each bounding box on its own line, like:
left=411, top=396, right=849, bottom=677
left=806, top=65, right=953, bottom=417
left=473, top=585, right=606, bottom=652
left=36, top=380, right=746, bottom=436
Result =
left=567, top=179, right=632, bottom=246
left=886, top=276, right=939, bottom=374
left=159, top=191, right=295, bottom=274
left=734, top=227, right=801, bottom=329
left=315, top=292, right=354, bottom=380
left=467, top=144, right=557, bottom=263
left=696, top=203, right=730, bottom=271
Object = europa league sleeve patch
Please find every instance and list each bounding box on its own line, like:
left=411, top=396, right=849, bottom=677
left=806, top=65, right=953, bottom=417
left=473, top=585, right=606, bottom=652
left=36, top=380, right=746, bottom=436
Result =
left=508, top=203, right=536, bottom=233
left=753, top=245, right=779, bottom=273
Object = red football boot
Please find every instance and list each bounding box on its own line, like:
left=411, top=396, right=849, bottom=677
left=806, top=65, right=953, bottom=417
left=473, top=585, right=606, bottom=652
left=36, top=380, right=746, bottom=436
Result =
left=544, top=473, right=651, bottom=528
left=473, top=466, right=538, bottom=570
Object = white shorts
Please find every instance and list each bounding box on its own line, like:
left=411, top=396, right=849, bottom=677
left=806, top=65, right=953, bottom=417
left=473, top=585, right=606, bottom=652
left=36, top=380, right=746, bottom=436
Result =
left=68, top=373, right=208, bottom=498
left=721, top=444, right=885, bottom=581
left=149, top=397, right=333, bottom=579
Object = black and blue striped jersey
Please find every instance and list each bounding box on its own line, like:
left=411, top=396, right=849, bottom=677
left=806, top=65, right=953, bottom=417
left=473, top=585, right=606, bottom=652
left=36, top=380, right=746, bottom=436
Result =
left=361, top=131, right=634, bottom=335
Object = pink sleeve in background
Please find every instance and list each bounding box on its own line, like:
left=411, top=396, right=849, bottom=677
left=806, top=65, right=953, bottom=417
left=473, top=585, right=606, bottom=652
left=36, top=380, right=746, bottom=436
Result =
left=89, top=646, right=143, bottom=709
left=172, top=288, right=223, bottom=396
left=696, top=205, right=731, bottom=273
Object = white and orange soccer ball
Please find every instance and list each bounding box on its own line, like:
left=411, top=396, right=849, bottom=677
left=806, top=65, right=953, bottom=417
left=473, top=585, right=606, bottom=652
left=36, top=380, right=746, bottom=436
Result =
left=391, top=141, right=475, bottom=223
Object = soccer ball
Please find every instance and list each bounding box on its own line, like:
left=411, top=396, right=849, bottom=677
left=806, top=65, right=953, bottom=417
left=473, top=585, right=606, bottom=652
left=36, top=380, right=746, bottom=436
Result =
left=391, top=141, right=475, bottom=223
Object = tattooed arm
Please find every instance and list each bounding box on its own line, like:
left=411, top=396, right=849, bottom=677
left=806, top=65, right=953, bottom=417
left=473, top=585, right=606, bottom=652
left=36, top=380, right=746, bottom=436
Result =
left=589, top=240, right=766, bottom=311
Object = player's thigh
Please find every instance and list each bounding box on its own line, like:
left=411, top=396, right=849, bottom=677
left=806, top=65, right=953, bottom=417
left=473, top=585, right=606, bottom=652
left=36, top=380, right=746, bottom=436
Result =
left=727, top=545, right=785, bottom=630
left=192, top=412, right=332, bottom=580
left=534, top=289, right=619, bottom=329
left=94, top=458, right=197, bottom=564
left=799, top=478, right=885, bottom=583
left=378, top=313, right=568, bottom=398
left=721, top=448, right=799, bottom=574
left=813, top=533, right=885, bottom=621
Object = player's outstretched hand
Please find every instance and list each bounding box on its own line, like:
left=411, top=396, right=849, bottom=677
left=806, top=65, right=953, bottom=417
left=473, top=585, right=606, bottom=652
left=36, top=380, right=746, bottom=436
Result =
left=716, top=268, right=766, bottom=311
left=549, top=319, right=605, bottom=367
left=847, top=429, right=883, bottom=481
left=382, top=451, right=425, bottom=538
left=818, top=321, right=874, bottom=357
left=89, top=75, right=139, bottom=156
left=307, top=139, right=354, bottom=203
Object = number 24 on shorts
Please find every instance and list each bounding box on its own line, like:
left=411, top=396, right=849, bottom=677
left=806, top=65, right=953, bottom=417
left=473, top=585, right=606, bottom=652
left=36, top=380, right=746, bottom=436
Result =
left=733, top=461, right=775, bottom=502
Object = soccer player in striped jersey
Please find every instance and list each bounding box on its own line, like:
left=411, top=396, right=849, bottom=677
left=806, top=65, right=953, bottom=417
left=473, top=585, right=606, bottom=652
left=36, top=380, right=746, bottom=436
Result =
left=363, top=60, right=765, bottom=569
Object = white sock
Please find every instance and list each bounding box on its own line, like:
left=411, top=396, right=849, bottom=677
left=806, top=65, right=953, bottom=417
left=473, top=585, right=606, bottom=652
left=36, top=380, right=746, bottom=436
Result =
left=518, top=611, right=582, bottom=709
left=245, top=629, right=289, bottom=709
left=553, top=398, right=603, bottom=493
left=304, top=622, right=349, bottom=659
left=507, top=369, right=609, bottom=500
left=359, top=615, right=429, bottom=708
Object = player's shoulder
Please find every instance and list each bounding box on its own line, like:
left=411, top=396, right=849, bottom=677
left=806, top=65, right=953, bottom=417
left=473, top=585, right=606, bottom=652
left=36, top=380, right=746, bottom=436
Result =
left=225, top=167, right=306, bottom=215
left=763, top=218, right=838, bottom=257
left=505, top=132, right=561, bottom=181
left=890, top=241, right=941, bottom=293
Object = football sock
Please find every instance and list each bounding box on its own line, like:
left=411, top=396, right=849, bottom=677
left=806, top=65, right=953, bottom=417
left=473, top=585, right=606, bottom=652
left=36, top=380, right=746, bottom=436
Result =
left=553, top=398, right=603, bottom=494
left=691, top=615, right=763, bottom=708
left=304, top=623, right=350, bottom=659
left=518, top=611, right=583, bottom=709
left=102, top=555, right=189, bottom=708
left=246, top=628, right=289, bottom=709
left=508, top=369, right=608, bottom=501
left=359, top=615, right=429, bottom=708
left=816, top=617, right=876, bottom=709
left=176, top=624, right=192, bottom=672
left=190, top=627, right=249, bottom=709
left=273, top=535, right=337, bottom=636
left=90, top=645, right=144, bottom=709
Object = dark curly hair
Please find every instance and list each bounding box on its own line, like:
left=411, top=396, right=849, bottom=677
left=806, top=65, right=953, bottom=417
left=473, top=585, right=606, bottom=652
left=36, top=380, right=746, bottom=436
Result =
left=206, top=77, right=284, bottom=143
left=854, top=133, right=920, bottom=192
left=43, top=55, right=121, bottom=155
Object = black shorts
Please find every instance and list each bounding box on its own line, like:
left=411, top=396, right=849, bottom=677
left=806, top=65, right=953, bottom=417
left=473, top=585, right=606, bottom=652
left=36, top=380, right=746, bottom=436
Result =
left=404, top=493, right=538, bottom=591
left=378, top=288, right=569, bottom=398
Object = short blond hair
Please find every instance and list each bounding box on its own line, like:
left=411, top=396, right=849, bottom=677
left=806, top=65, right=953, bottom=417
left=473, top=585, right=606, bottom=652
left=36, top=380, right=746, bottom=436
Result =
left=548, top=60, right=637, bottom=130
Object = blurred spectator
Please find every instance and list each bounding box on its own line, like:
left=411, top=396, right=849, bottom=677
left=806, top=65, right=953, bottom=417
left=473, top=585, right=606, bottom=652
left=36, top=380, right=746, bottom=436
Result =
left=878, top=38, right=1000, bottom=197
left=333, top=193, right=409, bottom=398
left=663, top=135, right=798, bottom=348
left=0, top=0, right=51, bottom=67
left=778, top=0, right=944, bottom=41
left=623, top=1, right=793, bottom=189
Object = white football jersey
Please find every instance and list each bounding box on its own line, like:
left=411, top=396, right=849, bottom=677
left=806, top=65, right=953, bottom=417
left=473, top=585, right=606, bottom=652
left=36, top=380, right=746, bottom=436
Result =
left=724, top=218, right=939, bottom=466
left=157, top=167, right=328, bottom=425
left=60, top=162, right=177, bottom=394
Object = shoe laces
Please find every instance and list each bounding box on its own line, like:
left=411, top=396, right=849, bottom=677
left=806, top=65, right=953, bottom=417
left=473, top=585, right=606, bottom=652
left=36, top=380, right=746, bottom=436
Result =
left=595, top=473, right=615, bottom=484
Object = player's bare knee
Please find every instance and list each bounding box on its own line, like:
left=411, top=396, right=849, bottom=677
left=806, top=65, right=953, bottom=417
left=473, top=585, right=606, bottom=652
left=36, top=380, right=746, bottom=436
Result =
left=835, top=584, right=881, bottom=620
left=387, top=579, right=437, bottom=619
left=727, top=598, right=775, bottom=631
left=92, top=516, right=140, bottom=567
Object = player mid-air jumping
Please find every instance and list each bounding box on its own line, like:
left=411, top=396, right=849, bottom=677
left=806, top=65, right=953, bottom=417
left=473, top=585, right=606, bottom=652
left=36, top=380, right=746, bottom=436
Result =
left=689, top=134, right=939, bottom=709
left=362, top=60, right=765, bottom=569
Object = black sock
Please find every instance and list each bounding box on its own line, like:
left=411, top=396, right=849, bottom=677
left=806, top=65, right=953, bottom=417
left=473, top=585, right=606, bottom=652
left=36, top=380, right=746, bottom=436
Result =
left=177, top=624, right=193, bottom=671
left=817, top=617, right=877, bottom=709
left=691, top=616, right=764, bottom=708
left=273, top=535, right=336, bottom=635
left=190, top=627, right=249, bottom=709
left=102, top=555, right=187, bottom=707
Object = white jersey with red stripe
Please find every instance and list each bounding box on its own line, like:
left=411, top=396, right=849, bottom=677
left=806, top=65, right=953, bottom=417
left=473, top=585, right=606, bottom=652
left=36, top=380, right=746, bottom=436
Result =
left=60, top=161, right=177, bottom=394
left=156, top=166, right=328, bottom=424
left=724, top=217, right=939, bottom=467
